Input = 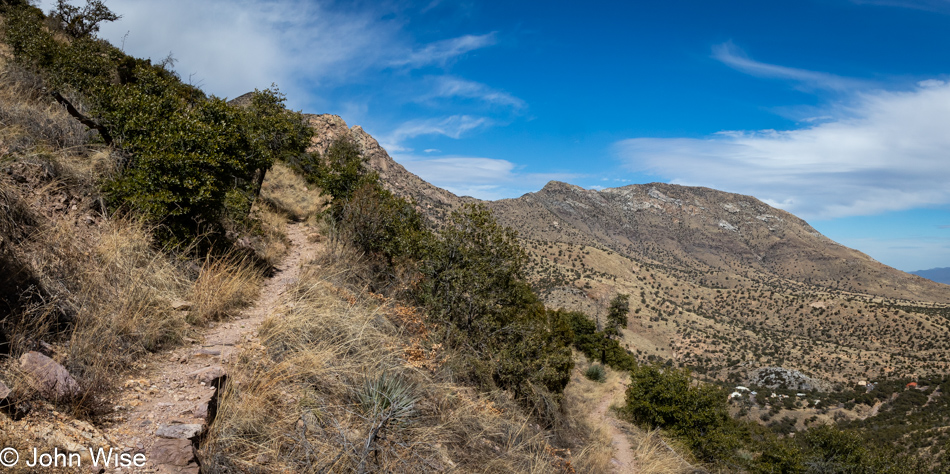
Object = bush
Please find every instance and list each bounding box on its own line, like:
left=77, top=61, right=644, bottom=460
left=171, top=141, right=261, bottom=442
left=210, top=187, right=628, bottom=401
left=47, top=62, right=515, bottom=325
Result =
left=3, top=5, right=310, bottom=243
left=417, top=203, right=573, bottom=411
left=623, top=363, right=738, bottom=463
left=585, top=364, right=606, bottom=383
left=560, top=309, right=637, bottom=371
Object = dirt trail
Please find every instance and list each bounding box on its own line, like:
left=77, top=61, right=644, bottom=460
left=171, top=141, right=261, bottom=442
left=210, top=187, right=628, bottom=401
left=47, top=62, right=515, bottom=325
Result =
left=595, top=383, right=636, bottom=473
left=102, top=222, right=317, bottom=472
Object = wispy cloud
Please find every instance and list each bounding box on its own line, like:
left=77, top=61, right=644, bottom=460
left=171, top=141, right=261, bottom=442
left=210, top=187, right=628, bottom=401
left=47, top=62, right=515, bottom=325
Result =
left=393, top=154, right=581, bottom=200
left=66, top=0, right=502, bottom=114
left=712, top=41, right=872, bottom=91
left=390, top=32, right=498, bottom=68
left=383, top=115, right=493, bottom=151
left=615, top=81, right=950, bottom=219
left=420, top=76, right=525, bottom=109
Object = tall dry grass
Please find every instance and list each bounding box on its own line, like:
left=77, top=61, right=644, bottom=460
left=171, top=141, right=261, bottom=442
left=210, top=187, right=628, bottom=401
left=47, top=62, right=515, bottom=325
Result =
left=0, top=62, right=91, bottom=154
left=2, top=184, right=262, bottom=414
left=201, top=247, right=602, bottom=473
left=259, top=161, right=325, bottom=222
left=187, top=253, right=263, bottom=325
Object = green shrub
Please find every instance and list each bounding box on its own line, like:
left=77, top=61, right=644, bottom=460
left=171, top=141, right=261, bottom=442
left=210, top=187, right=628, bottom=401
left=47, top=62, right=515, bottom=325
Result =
left=623, top=363, right=738, bottom=463
left=3, top=4, right=310, bottom=243
left=560, top=309, right=637, bottom=371
left=585, top=364, right=606, bottom=383
left=416, top=203, right=573, bottom=410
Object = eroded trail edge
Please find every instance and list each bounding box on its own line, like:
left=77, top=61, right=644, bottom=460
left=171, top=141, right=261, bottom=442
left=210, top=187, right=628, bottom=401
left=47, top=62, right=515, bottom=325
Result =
left=103, top=222, right=317, bottom=473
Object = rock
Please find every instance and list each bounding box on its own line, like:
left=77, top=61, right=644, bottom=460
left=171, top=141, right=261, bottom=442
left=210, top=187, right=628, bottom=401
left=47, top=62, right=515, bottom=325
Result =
left=155, top=423, right=205, bottom=440
left=19, top=351, right=80, bottom=399
left=171, top=300, right=192, bottom=311
left=0, top=380, right=10, bottom=400
left=193, top=348, right=221, bottom=358
left=192, top=388, right=218, bottom=421
left=186, top=365, right=226, bottom=385
left=150, top=438, right=198, bottom=472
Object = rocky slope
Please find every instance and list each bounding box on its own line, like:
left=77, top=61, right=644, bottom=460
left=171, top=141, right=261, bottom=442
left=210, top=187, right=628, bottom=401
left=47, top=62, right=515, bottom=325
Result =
left=488, top=180, right=950, bottom=304
left=304, top=114, right=471, bottom=221
left=309, top=116, right=950, bottom=384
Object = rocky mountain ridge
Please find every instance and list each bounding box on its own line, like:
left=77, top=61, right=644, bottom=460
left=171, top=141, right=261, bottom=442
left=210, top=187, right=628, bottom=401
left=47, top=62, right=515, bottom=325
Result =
left=309, top=114, right=950, bottom=383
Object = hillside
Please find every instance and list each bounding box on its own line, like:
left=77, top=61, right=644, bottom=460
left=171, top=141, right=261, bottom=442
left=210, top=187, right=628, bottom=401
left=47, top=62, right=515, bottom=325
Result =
left=490, top=180, right=949, bottom=303
left=2, top=3, right=949, bottom=471
left=313, top=115, right=950, bottom=385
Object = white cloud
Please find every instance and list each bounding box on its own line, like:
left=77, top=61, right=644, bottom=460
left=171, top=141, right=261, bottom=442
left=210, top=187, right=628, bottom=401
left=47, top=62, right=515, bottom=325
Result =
left=60, top=0, right=398, bottom=108
left=383, top=115, right=493, bottom=149
left=38, top=1, right=502, bottom=112
left=615, top=81, right=950, bottom=219
left=420, top=76, right=525, bottom=109
left=393, top=154, right=581, bottom=200
left=712, top=42, right=872, bottom=91
left=390, top=33, right=497, bottom=68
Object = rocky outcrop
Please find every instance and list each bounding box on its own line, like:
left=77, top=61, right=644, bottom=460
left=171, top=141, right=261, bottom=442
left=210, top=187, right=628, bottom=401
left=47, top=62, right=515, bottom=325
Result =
left=304, top=114, right=472, bottom=223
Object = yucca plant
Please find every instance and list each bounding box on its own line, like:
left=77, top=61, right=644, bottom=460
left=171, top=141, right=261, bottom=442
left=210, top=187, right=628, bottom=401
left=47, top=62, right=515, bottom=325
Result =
left=356, top=371, right=417, bottom=473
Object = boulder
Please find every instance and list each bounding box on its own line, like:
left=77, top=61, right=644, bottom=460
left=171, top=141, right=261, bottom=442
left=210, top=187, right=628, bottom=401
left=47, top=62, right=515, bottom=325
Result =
left=19, top=351, right=80, bottom=399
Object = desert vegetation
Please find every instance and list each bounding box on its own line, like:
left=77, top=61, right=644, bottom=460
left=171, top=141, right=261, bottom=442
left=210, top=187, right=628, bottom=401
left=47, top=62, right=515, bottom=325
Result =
left=3, top=1, right=950, bottom=473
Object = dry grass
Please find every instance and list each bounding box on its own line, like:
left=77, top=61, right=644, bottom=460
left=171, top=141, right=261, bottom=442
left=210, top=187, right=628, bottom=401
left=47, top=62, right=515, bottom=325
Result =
left=201, top=245, right=608, bottom=473
left=187, top=253, right=263, bottom=325
left=1, top=167, right=263, bottom=415
left=630, top=429, right=698, bottom=474
left=259, top=161, right=326, bottom=222
left=253, top=206, right=291, bottom=266
left=0, top=63, right=91, bottom=154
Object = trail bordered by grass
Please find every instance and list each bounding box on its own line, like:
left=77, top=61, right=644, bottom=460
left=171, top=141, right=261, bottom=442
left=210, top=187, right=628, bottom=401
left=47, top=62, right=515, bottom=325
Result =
left=101, top=221, right=319, bottom=471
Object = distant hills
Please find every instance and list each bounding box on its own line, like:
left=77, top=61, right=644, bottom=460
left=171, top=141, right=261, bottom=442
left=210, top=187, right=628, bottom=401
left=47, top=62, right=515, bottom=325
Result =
left=912, top=267, right=950, bottom=285
left=307, top=113, right=950, bottom=384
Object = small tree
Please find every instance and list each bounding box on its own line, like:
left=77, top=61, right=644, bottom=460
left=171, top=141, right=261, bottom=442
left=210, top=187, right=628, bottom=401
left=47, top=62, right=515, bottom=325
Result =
left=49, top=0, right=119, bottom=39
left=605, top=293, right=630, bottom=337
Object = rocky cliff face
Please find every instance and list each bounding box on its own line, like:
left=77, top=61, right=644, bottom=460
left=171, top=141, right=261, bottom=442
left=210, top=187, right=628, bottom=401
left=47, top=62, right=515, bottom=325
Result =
left=304, top=114, right=469, bottom=221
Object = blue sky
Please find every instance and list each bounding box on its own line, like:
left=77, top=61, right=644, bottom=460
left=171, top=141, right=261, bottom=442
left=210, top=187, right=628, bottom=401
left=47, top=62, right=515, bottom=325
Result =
left=40, top=0, right=950, bottom=272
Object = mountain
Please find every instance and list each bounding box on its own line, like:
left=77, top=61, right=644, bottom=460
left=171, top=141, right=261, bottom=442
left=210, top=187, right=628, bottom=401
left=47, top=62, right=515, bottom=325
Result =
left=310, top=114, right=950, bottom=384
left=489, top=180, right=950, bottom=304
left=304, top=114, right=471, bottom=220
left=911, top=267, right=950, bottom=285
